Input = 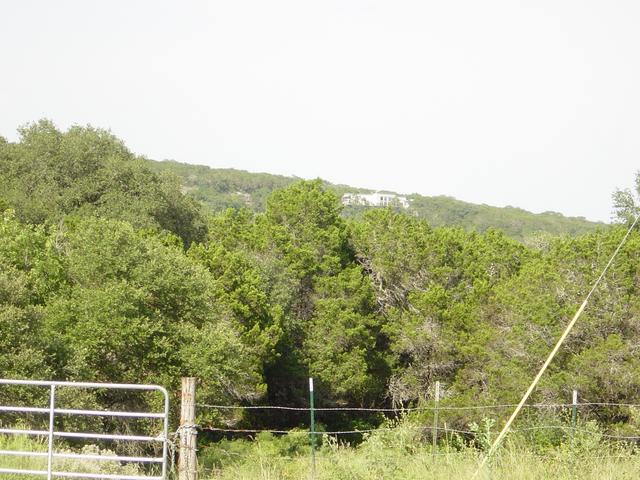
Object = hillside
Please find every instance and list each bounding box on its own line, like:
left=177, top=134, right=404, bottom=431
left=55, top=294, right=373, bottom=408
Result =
left=146, top=159, right=605, bottom=241
left=3, top=120, right=640, bottom=451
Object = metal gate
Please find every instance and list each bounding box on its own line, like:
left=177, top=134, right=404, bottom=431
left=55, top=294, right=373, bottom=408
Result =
left=0, top=379, right=169, bottom=479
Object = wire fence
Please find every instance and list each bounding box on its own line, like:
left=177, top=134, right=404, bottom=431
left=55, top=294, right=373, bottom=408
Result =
left=192, top=396, right=640, bottom=480
left=6, top=377, right=640, bottom=479
left=6, top=379, right=639, bottom=480
left=197, top=402, right=640, bottom=412
left=198, top=425, right=640, bottom=440
left=195, top=400, right=640, bottom=441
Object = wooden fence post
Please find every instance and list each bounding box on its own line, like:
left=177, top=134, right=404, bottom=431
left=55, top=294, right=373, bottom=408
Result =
left=179, top=377, right=197, bottom=480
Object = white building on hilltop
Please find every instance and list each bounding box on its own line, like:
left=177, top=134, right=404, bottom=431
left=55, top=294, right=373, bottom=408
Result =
left=341, top=192, right=410, bottom=208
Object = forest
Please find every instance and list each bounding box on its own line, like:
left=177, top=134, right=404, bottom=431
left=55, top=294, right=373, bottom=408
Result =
left=1, top=120, right=640, bottom=451
left=145, top=159, right=603, bottom=242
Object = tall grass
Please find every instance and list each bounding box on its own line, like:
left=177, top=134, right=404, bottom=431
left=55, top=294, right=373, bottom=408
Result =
left=206, top=449, right=640, bottom=480
left=0, top=435, right=47, bottom=479
left=4, top=421, right=638, bottom=480
left=0, top=434, right=145, bottom=479
left=200, top=420, right=640, bottom=480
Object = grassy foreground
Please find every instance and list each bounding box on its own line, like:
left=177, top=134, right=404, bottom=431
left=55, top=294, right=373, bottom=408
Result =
left=3, top=421, right=640, bottom=480
left=201, top=420, right=640, bottom=480
left=205, top=450, right=640, bottom=480
left=0, top=435, right=144, bottom=479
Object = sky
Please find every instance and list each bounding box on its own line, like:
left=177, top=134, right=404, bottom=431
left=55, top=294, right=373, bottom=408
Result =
left=1, top=0, right=639, bottom=222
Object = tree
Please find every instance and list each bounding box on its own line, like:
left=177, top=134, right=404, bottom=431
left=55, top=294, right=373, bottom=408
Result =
left=304, top=266, right=389, bottom=407
left=612, top=170, right=640, bottom=223
left=0, top=120, right=207, bottom=245
left=0, top=212, right=53, bottom=383
left=243, top=182, right=341, bottom=409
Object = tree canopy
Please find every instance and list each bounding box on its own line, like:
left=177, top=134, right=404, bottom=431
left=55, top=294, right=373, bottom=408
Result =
left=1, top=121, right=638, bottom=436
left=0, top=120, right=207, bottom=246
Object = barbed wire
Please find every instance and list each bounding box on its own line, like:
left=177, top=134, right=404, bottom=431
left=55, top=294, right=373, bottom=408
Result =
left=200, top=425, right=477, bottom=435
left=196, top=402, right=640, bottom=413
left=199, top=424, right=640, bottom=440
left=195, top=401, right=640, bottom=446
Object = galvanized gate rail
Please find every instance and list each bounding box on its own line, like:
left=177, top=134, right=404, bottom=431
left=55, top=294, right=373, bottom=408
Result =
left=0, top=379, right=169, bottom=480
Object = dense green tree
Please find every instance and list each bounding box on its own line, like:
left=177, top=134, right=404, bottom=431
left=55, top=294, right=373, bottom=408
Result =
left=256, top=181, right=354, bottom=411
left=4, top=120, right=640, bottom=440
left=42, top=217, right=263, bottom=404
left=188, top=209, right=283, bottom=371
left=612, top=170, right=640, bottom=223
left=0, top=212, right=53, bottom=384
left=0, top=212, right=264, bottom=417
left=0, top=120, right=207, bottom=245
left=305, top=265, right=389, bottom=407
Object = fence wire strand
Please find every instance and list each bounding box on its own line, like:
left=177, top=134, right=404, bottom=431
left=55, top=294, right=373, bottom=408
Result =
left=196, top=401, right=640, bottom=441
left=196, top=402, right=640, bottom=413
left=199, top=424, right=640, bottom=441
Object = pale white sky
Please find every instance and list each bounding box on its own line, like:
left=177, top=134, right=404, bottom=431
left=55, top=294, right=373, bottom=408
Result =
left=2, top=0, right=639, bottom=222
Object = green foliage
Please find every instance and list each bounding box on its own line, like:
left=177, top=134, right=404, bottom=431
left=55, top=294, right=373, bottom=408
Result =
left=144, top=160, right=295, bottom=212
left=3, top=119, right=640, bottom=457
left=468, top=417, right=496, bottom=451
left=0, top=435, right=144, bottom=478
left=264, top=179, right=350, bottom=278
left=407, top=195, right=601, bottom=242
left=305, top=266, right=388, bottom=405
left=199, top=416, right=640, bottom=480
left=0, top=120, right=207, bottom=245
left=147, top=159, right=603, bottom=242
left=612, top=170, right=640, bottom=223
left=258, top=181, right=367, bottom=414
left=0, top=213, right=264, bottom=416
left=0, top=212, right=54, bottom=385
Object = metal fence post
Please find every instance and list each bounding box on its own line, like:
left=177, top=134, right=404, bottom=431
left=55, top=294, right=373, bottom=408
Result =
left=47, top=384, right=56, bottom=480
left=432, top=381, right=440, bottom=458
left=571, top=389, right=578, bottom=443
left=309, top=377, right=316, bottom=479
left=179, top=377, right=198, bottom=480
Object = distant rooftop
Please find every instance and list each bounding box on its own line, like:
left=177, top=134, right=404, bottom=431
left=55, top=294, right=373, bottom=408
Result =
left=341, top=192, right=410, bottom=208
